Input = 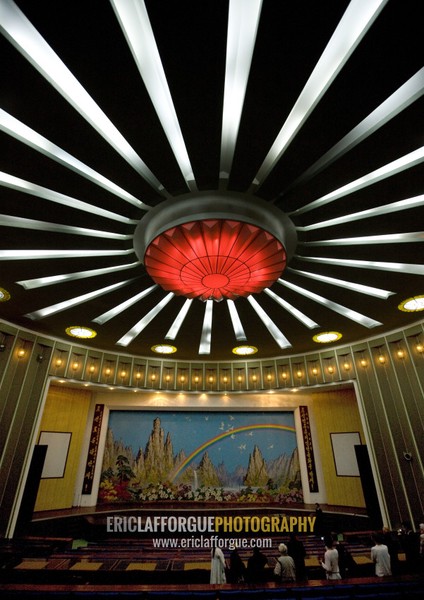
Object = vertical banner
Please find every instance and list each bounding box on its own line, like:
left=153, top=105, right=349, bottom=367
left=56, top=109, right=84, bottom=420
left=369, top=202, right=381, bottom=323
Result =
left=299, top=405, right=318, bottom=493
left=82, top=403, right=104, bottom=495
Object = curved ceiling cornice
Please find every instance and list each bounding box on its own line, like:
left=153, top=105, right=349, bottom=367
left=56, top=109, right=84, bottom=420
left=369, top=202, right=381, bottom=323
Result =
left=0, top=0, right=423, bottom=361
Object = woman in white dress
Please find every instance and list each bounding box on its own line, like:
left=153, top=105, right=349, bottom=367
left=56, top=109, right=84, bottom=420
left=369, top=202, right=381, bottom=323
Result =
left=210, top=543, right=227, bottom=584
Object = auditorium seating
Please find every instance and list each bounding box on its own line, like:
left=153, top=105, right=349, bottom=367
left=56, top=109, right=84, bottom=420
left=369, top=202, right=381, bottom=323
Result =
left=1, top=578, right=424, bottom=600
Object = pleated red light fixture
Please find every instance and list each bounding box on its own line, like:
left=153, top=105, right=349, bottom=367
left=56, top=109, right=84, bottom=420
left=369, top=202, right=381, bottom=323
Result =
left=144, top=219, right=286, bottom=301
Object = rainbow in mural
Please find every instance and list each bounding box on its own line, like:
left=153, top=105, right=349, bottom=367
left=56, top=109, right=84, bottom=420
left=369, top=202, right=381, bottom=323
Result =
left=171, top=423, right=296, bottom=481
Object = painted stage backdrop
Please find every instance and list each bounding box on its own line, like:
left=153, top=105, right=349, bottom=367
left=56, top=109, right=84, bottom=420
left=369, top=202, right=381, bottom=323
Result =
left=99, top=411, right=302, bottom=504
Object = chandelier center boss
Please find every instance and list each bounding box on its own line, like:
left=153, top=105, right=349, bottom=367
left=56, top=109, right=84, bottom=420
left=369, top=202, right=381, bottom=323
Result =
left=134, top=192, right=297, bottom=302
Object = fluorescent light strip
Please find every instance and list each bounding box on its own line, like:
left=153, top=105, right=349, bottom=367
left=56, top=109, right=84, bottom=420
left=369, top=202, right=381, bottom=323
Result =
left=0, top=248, right=134, bottom=260
left=247, top=295, right=292, bottom=349
left=111, top=0, right=196, bottom=191
left=263, top=288, right=319, bottom=329
left=0, top=172, right=138, bottom=224
left=25, top=279, right=136, bottom=320
left=116, top=292, right=175, bottom=346
left=297, top=255, right=424, bottom=276
left=301, top=232, right=424, bottom=245
left=284, top=68, right=424, bottom=194
left=291, top=147, right=424, bottom=217
left=296, top=194, right=424, bottom=231
left=0, top=214, right=131, bottom=240
left=93, top=284, right=158, bottom=324
left=0, top=109, right=149, bottom=209
left=278, top=278, right=382, bottom=328
left=251, top=0, right=388, bottom=187
left=287, top=267, right=393, bottom=299
left=227, top=299, right=247, bottom=340
left=199, top=300, right=214, bottom=354
left=165, top=299, right=193, bottom=340
left=0, top=0, right=164, bottom=193
left=16, top=261, right=140, bottom=289
left=220, top=0, right=262, bottom=179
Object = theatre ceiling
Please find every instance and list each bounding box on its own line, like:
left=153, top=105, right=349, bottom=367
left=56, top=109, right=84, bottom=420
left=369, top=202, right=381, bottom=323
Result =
left=0, top=0, right=423, bottom=362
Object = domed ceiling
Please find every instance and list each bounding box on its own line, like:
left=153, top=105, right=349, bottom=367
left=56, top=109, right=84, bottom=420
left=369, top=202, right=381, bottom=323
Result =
left=0, top=0, right=423, bottom=361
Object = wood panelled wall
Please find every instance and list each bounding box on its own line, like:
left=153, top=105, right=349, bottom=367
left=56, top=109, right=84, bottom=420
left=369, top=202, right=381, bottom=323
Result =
left=34, top=385, right=92, bottom=511
left=311, top=388, right=365, bottom=508
left=0, top=319, right=423, bottom=536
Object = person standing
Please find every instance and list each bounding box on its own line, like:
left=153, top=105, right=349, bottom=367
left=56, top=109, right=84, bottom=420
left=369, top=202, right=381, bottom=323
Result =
left=287, top=532, right=307, bottom=580
left=382, top=526, right=400, bottom=574
left=321, top=536, right=341, bottom=580
left=400, top=520, right=420, bottom=573
left=246, top=547, right=268, bottom=583
left=274, top=543, right=296, bottom=582
left=210, top=543, right=227, bottom=584
left=371, top=533, right=392, bottom=577
left=227, top=548, right=246, bottom=583
left=315, top=503, right=324, bottom=538
left=419, top=523, right=424, bottom=570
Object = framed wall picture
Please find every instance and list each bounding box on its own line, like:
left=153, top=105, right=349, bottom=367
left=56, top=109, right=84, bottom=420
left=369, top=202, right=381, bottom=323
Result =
left=38, top=431, right=72, bottom=479
left=330, top=432, right=361, bottom=477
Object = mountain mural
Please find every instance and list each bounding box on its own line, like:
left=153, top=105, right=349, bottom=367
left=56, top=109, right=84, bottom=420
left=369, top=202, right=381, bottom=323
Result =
left=99, top=416, right=302, bottom=503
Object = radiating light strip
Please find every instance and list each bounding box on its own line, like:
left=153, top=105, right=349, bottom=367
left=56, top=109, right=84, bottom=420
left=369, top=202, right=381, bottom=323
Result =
left=296, top=255, right=424, bottom=276
left=296, top=195, right=424, bottom=231
left=0, top=248, right=134, bottom=260
left=116, top=292, right=174, bottom=346
left=283, top=68, right=424, bottom=194
left=227, top=299, right=247, bottom=340
left=0, top=214, right=131, bottom=240
left=0, top=172, right=138, bottom=224
left=25, top=279, right=136, bottom=320
left=165, top=299, right=193, bottom=340
left=111, top=0, right=196, bottom=192
left=263, top=288, right=319, bottom=329
left=199, top=299, right=214, bottom=354
left=0, top=0, right=165, bottom=193
left=278, top=279, right=382, bottom=328
left=16, top=261, right=140, bottom=289
left=287, top=267, right=393, bottom=299
left=93, top=284, right=158, bottom=324
left=251, top=0, right=388, bottom=188
left=0, top=109, right=148, bottom=209
left=246, top=295, right=292, bottom=349
left=220, top=0, right=262, bottom=179
left=301, top=232, right=424, bottom=245
left=290, top=147, right=424, bottom=217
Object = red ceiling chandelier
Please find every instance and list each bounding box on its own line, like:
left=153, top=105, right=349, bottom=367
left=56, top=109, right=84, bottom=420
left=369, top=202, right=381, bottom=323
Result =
left=134, top=192, right=297, bottom=302
left=144, top=219, right=286, bottom=301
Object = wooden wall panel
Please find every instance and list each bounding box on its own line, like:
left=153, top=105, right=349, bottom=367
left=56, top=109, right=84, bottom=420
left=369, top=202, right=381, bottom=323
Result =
left=311, top=388, right=366, bottom=508
left=34, top=385, right=92, bottom=511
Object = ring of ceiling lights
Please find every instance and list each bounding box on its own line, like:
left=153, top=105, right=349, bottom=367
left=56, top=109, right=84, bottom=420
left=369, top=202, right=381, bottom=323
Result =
left=134, top=192, right=297, bottom=301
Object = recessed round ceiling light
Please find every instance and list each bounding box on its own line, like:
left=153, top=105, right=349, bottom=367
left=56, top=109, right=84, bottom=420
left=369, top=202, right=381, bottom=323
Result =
left=232, top=345, right=258, bottom=356
left=398, top=295, right=424, bottom=312
left=0, top=287, right=11, bottom=301
left=313, top=331, right=342, bottom=344
left=65, top=326, right=97, bottom=339
left=151, top=344, right=177, bottom=354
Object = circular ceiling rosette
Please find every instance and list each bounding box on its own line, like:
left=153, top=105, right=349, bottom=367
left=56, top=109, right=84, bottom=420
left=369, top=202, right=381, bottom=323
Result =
left=144, top=219, right=287, bottom=301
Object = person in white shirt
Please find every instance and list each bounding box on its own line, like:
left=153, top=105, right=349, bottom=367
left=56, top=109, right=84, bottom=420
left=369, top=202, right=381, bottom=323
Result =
left=371, top=533, right=392, bottom=577
left=321, top=536, right=341, bottom=580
